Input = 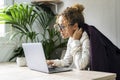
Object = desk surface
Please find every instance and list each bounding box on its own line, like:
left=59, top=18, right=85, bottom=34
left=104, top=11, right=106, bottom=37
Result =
left=0, top=62, right=116, bottom=80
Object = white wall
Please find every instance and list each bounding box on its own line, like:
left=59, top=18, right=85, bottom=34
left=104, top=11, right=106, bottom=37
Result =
left=116, top=0, right=120, bottom=48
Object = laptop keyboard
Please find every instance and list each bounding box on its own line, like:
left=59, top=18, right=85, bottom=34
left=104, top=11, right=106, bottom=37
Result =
left=48, top=67, right=72, bottom=73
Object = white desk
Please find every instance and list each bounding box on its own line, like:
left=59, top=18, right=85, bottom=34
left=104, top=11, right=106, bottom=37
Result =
left=0, top=62, right=116, bottom=80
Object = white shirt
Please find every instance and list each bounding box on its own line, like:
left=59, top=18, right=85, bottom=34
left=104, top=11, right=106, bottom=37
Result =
left=53, top=31, right=90, bottom=70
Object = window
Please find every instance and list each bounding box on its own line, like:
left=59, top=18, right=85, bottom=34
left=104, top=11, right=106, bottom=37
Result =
left=0, top=0, right=5, bottom=37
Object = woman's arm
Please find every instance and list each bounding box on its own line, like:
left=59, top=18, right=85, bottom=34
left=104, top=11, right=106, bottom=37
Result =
left=70, top=32, right=90, bottom=70
left=47, top=38, right=73, bottom=67
left=53, top=48, right=73, bottom=67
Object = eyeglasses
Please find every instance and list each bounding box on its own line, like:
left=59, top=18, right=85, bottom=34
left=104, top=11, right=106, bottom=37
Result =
left=54, top=24, right=67, bottom=31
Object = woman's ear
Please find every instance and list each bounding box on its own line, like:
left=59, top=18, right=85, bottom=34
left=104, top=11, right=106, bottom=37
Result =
left=73, top=23, right=79, bottom=30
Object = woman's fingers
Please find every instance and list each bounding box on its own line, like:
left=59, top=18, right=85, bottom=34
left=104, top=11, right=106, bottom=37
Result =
left=73, top=28, right=83, bottom=40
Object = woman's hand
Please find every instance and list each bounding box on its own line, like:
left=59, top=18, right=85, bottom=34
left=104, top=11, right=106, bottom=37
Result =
left=46, top=60, right=56, bottom=66
left=72, top=28, right=83, bottom=40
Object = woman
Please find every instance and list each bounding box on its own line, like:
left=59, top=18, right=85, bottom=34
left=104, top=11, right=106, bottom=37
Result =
left=47, top=4, right=90, bottom=70
left=47, top=3, right=120, bottom=80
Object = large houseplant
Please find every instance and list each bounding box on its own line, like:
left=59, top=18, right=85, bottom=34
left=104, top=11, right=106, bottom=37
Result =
left=0, top=3, right=39, bottom=63
left=0, top=3, right=38, bottom=42
left=0, top=3, right=67, bottom=61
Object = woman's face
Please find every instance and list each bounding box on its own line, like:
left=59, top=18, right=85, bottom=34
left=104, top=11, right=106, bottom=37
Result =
left=57, top=16, right=77, bottom=39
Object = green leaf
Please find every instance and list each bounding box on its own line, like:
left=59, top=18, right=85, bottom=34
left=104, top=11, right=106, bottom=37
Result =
left=9, top=32, right=19, bottom=40
left=0, top=13, right=13, bottom=22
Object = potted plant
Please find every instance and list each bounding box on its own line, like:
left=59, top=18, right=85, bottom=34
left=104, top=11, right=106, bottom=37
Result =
left=0, top=3, right=67, bottom=64
left=0, top=3, right=39, bottom=66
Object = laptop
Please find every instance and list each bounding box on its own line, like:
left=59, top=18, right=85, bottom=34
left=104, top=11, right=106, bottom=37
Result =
left=22, top=43, right=72, bottom=73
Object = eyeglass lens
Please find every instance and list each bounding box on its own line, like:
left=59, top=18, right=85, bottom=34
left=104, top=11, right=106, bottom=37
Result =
left=54, top=24, right=65, bottom=31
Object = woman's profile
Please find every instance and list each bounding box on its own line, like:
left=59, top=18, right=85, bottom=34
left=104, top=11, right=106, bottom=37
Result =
left=47, top=3, right=120, bottom=80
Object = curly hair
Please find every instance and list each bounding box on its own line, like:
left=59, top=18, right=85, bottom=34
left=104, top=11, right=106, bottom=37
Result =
left=60, top=4, right=85, bottom=28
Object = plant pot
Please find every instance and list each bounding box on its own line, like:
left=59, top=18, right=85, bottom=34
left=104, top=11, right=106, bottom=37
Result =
left=16, top=57, right=27, bottom=67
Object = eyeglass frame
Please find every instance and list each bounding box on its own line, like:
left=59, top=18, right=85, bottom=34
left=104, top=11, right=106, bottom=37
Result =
left=54, top=23, right=73, bottom=31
